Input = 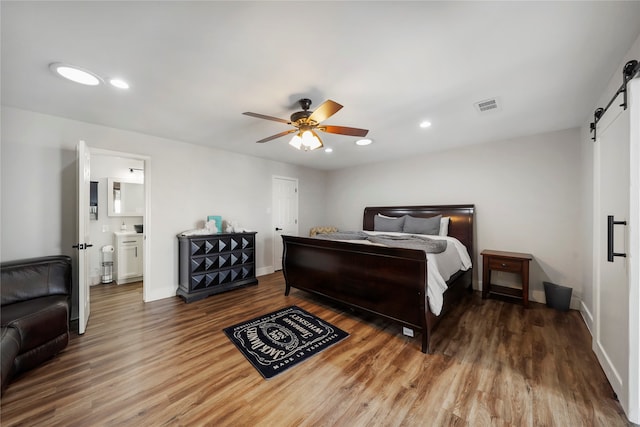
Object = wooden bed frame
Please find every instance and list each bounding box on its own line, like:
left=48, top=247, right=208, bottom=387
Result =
left=282, top=204, right=475, bottom=353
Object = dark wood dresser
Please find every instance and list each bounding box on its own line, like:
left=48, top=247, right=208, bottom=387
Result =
left=177, top=232, right=257, bottom=303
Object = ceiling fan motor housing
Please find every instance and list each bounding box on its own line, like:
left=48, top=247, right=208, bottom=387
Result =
left=290, top=110, right=312, bottom=124
left=298, top=98, right=312, bottom=110
left=290, top=98, right=314, bottom=124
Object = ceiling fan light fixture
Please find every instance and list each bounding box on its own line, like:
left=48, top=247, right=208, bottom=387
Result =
left=289, top=134, right=303, bottom=150
left=244, top=99, right=367, bottom=149
left=290, top=130, right=323, bottom=151
left=302, top=130, right=323, bottom=150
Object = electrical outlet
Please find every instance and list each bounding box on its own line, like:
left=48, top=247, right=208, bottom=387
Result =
left=102, top=225, right=110, bottom=232
left=402, top=327, right=414, bottom=337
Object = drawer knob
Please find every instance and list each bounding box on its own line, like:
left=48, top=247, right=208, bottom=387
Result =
left=501, top=263, right=507, bottom=267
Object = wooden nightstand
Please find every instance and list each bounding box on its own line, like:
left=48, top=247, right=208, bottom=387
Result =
left=481, top=250, right=533, bottom=308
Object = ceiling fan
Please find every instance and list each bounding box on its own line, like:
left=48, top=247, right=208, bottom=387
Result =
left=243, top=98, right=369, bottom=151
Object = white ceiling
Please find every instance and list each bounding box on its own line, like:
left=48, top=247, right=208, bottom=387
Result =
left=2, top=1, right=640, bottom=170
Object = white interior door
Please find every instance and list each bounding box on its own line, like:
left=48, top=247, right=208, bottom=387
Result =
left=594, top=89, right=632, bottom=416
left=76, top=140, right=92, bottom=334
left=272, top=176, right=298, bottom=271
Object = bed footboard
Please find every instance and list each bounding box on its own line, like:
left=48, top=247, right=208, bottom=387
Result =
left=282, top=235, right=433, bottom=352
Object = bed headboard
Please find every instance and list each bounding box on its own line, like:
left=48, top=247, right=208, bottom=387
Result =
left=363, top=204, right=475, bottom=256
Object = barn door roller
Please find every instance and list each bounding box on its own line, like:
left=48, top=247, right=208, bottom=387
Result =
left=590, top=60, right=639, bottom=141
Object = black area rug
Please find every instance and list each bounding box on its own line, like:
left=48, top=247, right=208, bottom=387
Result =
left=223, top=305, right=349, bottom=379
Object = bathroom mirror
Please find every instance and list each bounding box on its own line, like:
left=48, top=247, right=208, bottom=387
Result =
left=107, top=178, right=144, bottom=217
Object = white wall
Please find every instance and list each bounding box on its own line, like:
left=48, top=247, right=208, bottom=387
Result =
left=0, top=103, right=612, bottom=315
left=1, top=106, right=328, bottom=317
left=325, top=128, right=583, bottom=307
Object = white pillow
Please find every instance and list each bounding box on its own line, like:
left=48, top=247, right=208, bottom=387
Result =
left=439, top=217, right=450, bottom=236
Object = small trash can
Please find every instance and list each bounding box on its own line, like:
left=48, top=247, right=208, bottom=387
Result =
left=101, top=245, right=114, bottom=284
left=543, top=281, right=572, bottom=311
left=101, top=261, right=113, bottom=284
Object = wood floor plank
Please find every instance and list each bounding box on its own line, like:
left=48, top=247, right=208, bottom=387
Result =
left=0, top=273, right=630, bottom=426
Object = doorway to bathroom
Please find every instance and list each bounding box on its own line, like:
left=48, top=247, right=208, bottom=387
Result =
left=89, top=150, right=148, bottom=298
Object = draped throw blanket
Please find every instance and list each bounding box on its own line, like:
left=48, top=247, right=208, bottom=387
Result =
left=314, top=231, right=448, bottom=254
left=367, top=234, right=448, bottom=253
left=313, top=231, right=369, bottom=240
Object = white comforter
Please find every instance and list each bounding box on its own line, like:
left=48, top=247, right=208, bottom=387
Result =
left=353, top=231, right=473, bottom=315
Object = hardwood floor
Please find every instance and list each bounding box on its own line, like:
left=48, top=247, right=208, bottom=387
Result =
left=0, top=273, right=629, bottom=426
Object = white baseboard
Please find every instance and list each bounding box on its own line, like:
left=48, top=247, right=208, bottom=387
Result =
left=478, top=280, right=581, bottom=310
left=594, top=339, right=625, bottom=407
left=580, top=300, right=594, bottom=335
left=256, top=266, right=275, bottom=277
left=530, top=289, right=581, bottom=310
left=142, top=268, right=274, bottom=302
left=144, top=286, right=177, bottom=302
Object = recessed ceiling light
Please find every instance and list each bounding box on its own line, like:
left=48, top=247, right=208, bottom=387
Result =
left=324, top=147, right=333, bottom=153
left=109, top=78, right=130, bottom=89
left=49, top=62, right=101, bottom=86
left=356, top=139, right=373, bottom=146
left=419, top=121, right=432, bottom=128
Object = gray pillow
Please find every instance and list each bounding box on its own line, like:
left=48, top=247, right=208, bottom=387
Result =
left=403, top=215, right=441, bottom=235
left=373, top=215, right=405, bottom=232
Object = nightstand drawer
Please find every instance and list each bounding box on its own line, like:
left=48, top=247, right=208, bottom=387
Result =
left=489, top=258, right=523, bottom=273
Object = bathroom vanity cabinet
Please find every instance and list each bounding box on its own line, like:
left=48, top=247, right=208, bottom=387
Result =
left=114, top=232, right=143, bottom=284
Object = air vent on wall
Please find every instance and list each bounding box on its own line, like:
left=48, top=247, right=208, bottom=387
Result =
left=474, top=98, right=501, bottom=113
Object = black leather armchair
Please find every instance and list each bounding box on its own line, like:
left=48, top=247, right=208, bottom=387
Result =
left=1, top=256, right=72, bottom=394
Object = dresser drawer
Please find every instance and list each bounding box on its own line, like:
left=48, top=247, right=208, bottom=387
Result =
left=488, top=257, right=523, bottom=273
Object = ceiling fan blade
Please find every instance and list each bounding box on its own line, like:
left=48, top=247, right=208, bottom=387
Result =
left=243, top=112, right=291, bottom=124
left=308, top=100, right=343, bottom=123
left=320, top=125, right=369, bottom=137
left=256, top=129, right=297, bottom=143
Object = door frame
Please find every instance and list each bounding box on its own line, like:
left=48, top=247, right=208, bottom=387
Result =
left=90, top=147, right=151, bottom=302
